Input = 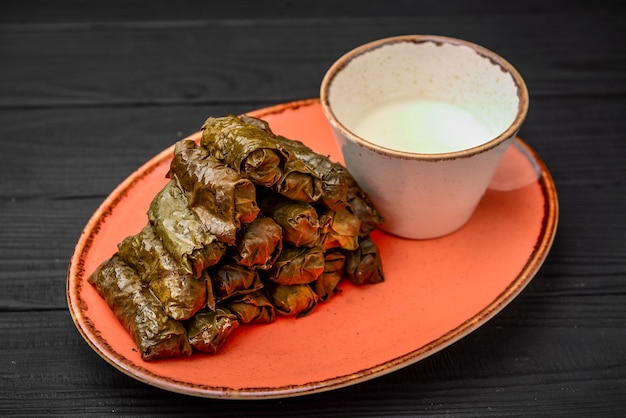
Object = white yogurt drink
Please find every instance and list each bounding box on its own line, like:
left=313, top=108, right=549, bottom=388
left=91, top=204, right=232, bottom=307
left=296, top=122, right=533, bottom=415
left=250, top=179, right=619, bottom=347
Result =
left=351, top=98, right=495, bottom=154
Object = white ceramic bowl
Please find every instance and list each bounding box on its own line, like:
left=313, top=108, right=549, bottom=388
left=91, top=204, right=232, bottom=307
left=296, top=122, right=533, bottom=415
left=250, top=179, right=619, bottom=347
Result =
left=321, top=35, right=528, bottom=239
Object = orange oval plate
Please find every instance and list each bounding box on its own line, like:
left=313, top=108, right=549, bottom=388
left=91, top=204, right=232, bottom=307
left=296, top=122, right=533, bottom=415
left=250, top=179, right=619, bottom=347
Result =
left=67, top=99, right=558, bottom=399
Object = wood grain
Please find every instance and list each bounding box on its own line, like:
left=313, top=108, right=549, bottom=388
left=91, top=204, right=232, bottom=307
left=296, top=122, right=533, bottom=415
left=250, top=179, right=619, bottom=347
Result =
left=1, top=0, right=625, bottom=416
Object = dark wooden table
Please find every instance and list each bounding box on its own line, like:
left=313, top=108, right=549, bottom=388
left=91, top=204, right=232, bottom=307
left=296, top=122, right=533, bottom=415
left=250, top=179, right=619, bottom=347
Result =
left=2, top=1, right=625, bottom=416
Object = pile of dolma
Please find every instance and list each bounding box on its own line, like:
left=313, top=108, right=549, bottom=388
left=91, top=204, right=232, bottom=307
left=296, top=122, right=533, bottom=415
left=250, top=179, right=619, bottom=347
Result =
left=88, top=115, right=385, bottom=360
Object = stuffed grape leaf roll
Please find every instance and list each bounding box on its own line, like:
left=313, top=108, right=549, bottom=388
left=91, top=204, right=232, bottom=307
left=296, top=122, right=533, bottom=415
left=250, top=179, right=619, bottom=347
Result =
left=344, top=236, right=385, bottom=285
left=266, top=244, right=325, bottom=285
left=148, top=180, right=226, bottom=277
left=314, top=250, right=346, bottom=302
left=318, top=206, right=361, bottom=251
left=345, top=172, right=385, bottom=237
left=87, top=254, right=192, bottom=360
left=186, top=308, right=239, bottom=354
left=267, top=283, right=319, bottom=318
left=273, top=134, right=349, bottom=211
left=210, top=261, right=264, bottom=302
left=203, top=115, right=323, bottom=202
left=201, top=115, right=286, bottom=187
left=117, top=223, right=208, bottom=321
left=226, top=290, right=275, bottom=324
left=231, top=216, right=283, bottom=270
left=241, top=114, right=348, bottom=210
left=274, top=152, right=324, bottom=203
left=258, top=190, right=320, bottom=248
left=168, top=140, right=259, bottom=244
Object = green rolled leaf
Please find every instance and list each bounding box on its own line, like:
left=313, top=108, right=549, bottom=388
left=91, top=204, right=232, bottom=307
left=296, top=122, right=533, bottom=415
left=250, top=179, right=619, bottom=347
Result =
left=344, top=236, right=384, bottom=285
left=266, top=244, right=325, bottom=285
left=274, top=152, right=323, bottom=203
left=241, top=115, right=348, bottom=211
left=148, top=180, right=226, bottom=277
left=88, top=255, right=192, bottom=360
left=273, top=133, right=349, bottom=211
left=232, top=216, right=283, bottom=270
left=314, top=250, right=346, bottom=302
left=168, top=140, right=259, bottom=244
left=318, top=206, right=361, bottom=251
left=118, top=224, right=208, bottom=321
left=267, top=282, right=319, bottom=318
left=186, top=308, right=239, bottom=354
left=201, top=115, right=285, bottom=187
left=227, top=290, right=275, bottom=324
left=258, top=190, right=320, bottom=248
left=345, top=172, right=385, bottom=237
left=209, top=261, right=264, bottom=302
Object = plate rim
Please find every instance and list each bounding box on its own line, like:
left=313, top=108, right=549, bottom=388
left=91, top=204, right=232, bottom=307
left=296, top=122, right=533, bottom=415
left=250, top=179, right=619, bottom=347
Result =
left=67, top=98, right=559, bottom=399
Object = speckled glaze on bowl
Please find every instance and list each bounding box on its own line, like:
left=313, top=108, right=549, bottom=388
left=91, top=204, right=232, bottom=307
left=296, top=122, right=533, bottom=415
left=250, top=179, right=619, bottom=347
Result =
left=321, top=35, right=529, bottom=239
left=67, top=99, right=557, bottom=399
